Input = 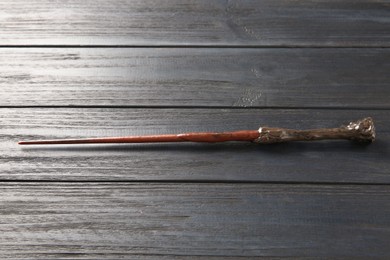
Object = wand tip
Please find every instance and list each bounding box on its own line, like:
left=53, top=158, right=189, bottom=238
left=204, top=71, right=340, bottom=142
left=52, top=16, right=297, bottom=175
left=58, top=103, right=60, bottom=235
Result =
left=18, top=141, right=43, bottom=145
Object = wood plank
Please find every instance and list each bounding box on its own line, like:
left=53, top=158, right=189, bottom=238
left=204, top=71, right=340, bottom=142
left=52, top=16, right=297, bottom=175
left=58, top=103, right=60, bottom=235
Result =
left=1, top=48, right=389, bottom=108
left=0, top=0, right=389, bottom=46
left=0, top=183, right=389, bottom=258
left=2, top=108, right=389, bottom=182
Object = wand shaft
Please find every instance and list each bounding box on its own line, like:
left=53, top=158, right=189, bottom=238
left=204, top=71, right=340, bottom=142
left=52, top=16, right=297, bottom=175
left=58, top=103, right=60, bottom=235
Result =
left=18, top=130, right=260, bottom=145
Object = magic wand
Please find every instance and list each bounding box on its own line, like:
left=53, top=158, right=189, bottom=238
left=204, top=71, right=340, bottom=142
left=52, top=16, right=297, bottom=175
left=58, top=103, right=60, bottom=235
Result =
left=18, top=117, right=375, bottom=145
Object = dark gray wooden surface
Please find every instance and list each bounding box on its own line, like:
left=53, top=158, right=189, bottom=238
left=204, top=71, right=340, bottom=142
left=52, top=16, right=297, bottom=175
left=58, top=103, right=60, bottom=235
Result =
left=1, top=48, right=389, bottom=108
left=2, top=108, right=389, bottom=183
left=1, top=183, right=389, bottom=258
left=1, top=0, right=389, bottom=46
left=1, top=0, right=389, bottom=258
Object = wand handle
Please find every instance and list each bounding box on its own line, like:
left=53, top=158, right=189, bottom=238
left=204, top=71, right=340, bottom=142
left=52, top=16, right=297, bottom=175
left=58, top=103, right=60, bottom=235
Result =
left=254, top=117, right=375, bottom=143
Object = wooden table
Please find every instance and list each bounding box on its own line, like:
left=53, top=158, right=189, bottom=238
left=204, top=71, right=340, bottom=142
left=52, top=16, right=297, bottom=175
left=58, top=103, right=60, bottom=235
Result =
left=1, top=1, right=389, bottom=258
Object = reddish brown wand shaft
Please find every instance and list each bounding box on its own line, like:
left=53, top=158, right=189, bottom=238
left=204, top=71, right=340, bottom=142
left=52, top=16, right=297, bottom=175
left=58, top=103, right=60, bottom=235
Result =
left=18, top=117, right=375, bottom=145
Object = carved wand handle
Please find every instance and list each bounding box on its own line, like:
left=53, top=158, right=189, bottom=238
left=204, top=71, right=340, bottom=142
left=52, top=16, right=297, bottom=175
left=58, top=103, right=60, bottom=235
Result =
left=18, top=117, right=375, bottom=145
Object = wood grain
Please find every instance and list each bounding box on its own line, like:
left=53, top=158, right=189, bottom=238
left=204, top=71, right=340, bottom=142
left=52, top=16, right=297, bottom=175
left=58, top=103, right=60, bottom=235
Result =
left=0, top=183, right=389, bottom=258
left=2, top=0, right=389, bottom=258
left=1, top=48, right=389, bottom=108
left=2, top=108, right=389, bottom=183
left=0, top=0, right=389, bottom=46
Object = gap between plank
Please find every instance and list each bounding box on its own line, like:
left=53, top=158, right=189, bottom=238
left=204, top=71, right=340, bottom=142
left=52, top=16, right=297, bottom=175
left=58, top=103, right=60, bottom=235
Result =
left=0, top=45, right=390, bottom=49
left=0, top=106, right=389, bottom=110
left=0, top=180, right=389, bottom=186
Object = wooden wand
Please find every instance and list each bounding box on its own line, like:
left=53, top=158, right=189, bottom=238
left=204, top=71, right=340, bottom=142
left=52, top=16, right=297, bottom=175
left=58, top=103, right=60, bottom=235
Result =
left=18, top=117, right=375, bottom=145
